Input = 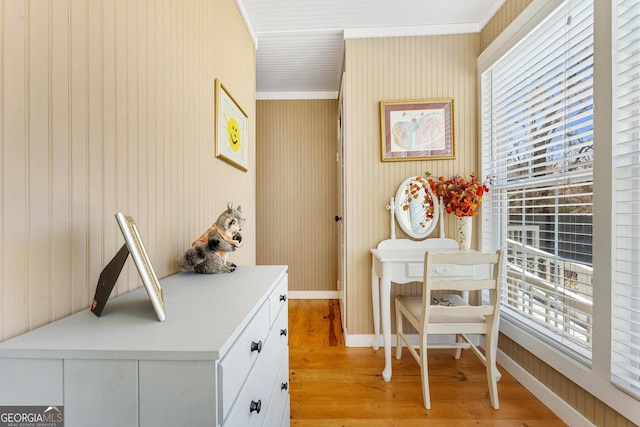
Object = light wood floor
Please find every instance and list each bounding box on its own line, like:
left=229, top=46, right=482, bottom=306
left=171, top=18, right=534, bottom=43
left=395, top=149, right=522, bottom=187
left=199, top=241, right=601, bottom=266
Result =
left=289, top=299, right=568, bottom=426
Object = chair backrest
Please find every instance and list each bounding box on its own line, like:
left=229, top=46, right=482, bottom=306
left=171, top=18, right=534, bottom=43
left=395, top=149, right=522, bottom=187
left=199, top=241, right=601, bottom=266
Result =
left=422, top=250, right=504, bottom=323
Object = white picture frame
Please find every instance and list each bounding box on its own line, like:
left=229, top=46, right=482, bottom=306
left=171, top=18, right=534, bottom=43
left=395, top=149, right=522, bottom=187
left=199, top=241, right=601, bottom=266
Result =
left=115, top=213, right=166, bottom=321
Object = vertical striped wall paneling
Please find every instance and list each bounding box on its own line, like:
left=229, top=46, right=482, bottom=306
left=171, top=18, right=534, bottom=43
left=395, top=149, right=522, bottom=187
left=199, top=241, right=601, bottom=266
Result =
left=343, top=34, right=481, bottom=336
left=256, top=100, right=339, bottom=292
left=0, top=0, right=256, bottom=342
left=480, top=0, right=533, bottom=53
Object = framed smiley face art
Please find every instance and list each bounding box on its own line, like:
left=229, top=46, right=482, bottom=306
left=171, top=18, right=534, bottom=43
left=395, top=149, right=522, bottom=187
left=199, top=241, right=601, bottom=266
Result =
left=215, top=79, right=248, bottom=171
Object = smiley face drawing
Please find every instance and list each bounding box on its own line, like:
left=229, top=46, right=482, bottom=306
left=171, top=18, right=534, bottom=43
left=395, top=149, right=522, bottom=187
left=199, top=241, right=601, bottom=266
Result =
left=226, top=116, right=241, bottom=152
left=216, top=79, right=248, bottom=171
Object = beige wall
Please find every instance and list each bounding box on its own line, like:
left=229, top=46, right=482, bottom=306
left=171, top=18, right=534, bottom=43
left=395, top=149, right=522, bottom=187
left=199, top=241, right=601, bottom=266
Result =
left=343, top=34, right=481, bottom=336
left=0, top=0, right=256, bottom=342
left=256, top=100, right=338, bottom=292
left=480, top=0, right=533, bottom=52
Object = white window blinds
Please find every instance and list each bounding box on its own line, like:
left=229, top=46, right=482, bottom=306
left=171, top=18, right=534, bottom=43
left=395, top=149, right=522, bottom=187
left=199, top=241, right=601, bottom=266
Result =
left=612, top=0, right=640, bottom=400
left=481, top=0, right=594, bottom=360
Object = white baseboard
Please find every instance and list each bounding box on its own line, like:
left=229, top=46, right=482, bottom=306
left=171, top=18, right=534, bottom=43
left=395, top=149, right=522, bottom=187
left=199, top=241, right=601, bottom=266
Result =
left=288, top=290, right=341, bottom=299
left=345, top=334, right=381, bottom=348
left=497, top=350, right=595, bottom=427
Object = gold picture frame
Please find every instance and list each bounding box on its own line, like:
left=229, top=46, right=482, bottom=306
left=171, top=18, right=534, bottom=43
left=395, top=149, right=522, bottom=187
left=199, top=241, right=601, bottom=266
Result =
left=215, top=79, right=248, bottom=171
left=380, top=98, right=455, bottom=161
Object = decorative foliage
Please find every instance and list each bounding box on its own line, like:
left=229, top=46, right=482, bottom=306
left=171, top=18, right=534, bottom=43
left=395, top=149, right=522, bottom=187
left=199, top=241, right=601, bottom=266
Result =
left=427, top=172, right=492, bottom=217
left=401, top=176, right=435, bottom=223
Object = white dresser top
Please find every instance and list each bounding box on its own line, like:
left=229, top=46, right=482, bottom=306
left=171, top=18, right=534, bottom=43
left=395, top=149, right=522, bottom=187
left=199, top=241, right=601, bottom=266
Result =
left=0, top=265, right=288, bottom=361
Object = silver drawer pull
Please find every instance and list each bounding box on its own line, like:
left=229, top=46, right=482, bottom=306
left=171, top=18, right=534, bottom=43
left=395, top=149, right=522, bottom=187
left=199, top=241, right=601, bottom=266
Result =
left=281, top=382, right=288, bottom=391
left=250, top=399, right=262, bottom=414
left=280, top=328, right=287, bottom=336
left=279, top=294, right=287, bottom=302
left=251, top=340, right=263, bottom=353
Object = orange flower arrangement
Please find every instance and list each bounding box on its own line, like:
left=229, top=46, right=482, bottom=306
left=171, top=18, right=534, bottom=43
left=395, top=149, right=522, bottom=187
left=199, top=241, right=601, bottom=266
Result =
left=427, top=172, right=492, bottom=217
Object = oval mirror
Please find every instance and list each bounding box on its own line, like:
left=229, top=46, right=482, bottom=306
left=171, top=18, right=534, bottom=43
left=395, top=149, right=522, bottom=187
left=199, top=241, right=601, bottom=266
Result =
left=394, top=176, right=439, bottom=239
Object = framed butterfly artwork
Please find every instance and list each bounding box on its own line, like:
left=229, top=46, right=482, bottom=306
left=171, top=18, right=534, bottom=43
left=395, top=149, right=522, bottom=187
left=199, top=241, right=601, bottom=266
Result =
left=380, top=98, right=455, bottom=161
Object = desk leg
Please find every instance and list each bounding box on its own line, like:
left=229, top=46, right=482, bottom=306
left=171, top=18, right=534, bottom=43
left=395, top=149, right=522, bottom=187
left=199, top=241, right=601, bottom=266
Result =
left=371, top=266, right=380, bottom=351
left=380, top=278, right=392, bottom=382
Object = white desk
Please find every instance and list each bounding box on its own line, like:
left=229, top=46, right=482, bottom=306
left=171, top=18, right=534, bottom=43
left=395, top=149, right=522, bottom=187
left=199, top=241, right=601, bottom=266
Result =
left=371, top=238, right=479, bottom=382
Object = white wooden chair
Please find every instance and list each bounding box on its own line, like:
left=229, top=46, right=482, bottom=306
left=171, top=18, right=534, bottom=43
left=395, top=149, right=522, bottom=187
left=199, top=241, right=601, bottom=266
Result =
left=394, top=250, right=504, bottom=410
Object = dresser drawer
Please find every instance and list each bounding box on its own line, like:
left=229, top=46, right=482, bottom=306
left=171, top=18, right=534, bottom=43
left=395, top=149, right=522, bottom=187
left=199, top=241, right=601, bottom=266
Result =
left=263, top=351, right=290, bottom=427
left=268, top=275, right=288, bottom=326
left=280, top=395, right=291, bottom=427
left=269, top=304, right=288, bottom=362
left=219, top=301, right=270, bottom=420
left=222, top=316, right=285, bottom=426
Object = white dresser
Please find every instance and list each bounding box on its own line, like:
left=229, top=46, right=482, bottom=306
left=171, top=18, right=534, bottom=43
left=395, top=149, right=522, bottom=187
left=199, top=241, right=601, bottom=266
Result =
left=0, top=265, right=290, bottom=427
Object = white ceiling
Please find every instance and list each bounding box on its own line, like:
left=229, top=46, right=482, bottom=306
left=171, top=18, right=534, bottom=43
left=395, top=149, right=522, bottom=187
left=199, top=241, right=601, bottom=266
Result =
left=238, top=0, right=507, bottom=99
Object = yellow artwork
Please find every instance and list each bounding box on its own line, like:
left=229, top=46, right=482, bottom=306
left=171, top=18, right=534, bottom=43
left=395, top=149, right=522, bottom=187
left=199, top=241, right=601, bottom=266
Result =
left=215, top=79, right=248, bottom=171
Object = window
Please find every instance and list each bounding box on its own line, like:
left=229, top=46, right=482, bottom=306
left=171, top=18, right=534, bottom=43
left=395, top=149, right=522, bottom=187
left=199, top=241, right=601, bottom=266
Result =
left=481, top=0, right=594, bottom=361
left=612, top=0, right=640, bottom=400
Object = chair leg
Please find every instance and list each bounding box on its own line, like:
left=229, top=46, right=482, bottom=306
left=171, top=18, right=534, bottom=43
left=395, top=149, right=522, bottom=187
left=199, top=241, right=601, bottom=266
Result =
left=420, top=332, right=431, bottom=410
left=395, top=304, right=403, bottom=360
left=454, top=334, right=463, bottom=359
left=485, top=330, right=500, bottom=410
